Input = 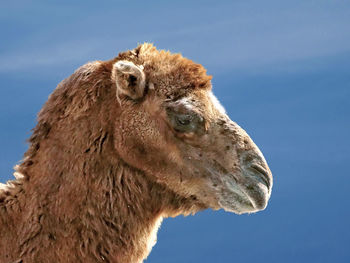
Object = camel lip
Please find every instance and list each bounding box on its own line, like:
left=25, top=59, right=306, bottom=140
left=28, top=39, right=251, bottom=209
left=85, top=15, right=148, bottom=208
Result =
left=218, top=193, right=255, bottom=215
left=248, top=164, right=272, bottom=190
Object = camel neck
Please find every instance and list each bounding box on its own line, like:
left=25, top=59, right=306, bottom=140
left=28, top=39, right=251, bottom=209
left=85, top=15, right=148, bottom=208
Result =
left=10, top=154, right=170, bottom=262
left=5, top=128, right=201, bottom=262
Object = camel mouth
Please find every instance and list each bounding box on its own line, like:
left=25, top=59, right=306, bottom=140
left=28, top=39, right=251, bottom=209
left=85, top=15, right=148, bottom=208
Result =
left=240, top=164, right=272, bottom=211
left=215, top=168, right=272, bottom=214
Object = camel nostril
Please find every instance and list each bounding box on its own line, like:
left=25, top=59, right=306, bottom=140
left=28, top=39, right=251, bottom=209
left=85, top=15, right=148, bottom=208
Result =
left=250, top=164, right=268, bottom=177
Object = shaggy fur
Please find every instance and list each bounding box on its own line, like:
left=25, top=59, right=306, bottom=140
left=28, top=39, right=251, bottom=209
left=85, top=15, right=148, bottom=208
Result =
left=0, top=43, right=272, bottom=263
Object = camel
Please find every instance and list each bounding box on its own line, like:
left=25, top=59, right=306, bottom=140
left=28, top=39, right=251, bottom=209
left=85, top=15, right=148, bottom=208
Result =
left=0, top=43, right=273, bottom=263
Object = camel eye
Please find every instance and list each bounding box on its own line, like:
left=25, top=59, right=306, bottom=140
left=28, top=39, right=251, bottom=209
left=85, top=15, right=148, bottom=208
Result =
left=175, top=114, right=192, bottom=126
left=167, top=109, right=203, bottom=133
left=173, top=113, right=198, bottom=132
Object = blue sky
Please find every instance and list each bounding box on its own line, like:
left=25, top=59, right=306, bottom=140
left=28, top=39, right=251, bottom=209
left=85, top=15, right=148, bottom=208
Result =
left=1, top=1, right=349, bottom=262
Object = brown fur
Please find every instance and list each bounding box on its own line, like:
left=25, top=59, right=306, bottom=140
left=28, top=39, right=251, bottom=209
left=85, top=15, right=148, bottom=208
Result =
left=0, top=43, right=272, bottom=262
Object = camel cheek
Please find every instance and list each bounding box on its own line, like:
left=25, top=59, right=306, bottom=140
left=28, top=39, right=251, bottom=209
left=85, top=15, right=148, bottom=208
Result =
left=113, top=110, right=169, bottom=170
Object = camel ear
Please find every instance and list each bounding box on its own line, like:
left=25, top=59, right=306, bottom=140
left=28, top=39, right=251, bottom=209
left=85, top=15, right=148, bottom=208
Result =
left=112, top=60, right=146, bottom=101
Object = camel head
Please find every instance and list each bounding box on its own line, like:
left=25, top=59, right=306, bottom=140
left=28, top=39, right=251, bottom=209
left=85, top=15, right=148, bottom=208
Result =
left=111, top=43, right=272, bottom=215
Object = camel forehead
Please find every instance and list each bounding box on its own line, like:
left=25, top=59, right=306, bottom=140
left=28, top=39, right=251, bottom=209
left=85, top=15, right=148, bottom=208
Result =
left=117, top=43, right=212, bottom=97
